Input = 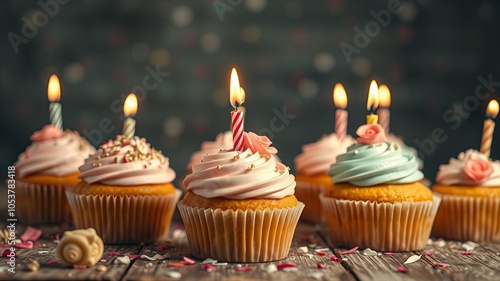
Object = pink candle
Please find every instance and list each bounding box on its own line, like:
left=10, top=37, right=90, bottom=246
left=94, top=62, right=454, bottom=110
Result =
left=480, top=100, right=499, bottom=157
left=377, top=84, right=391, bottom=134
left=229, top=68, right=245, bottom=151
left=333, top=83, right=348, bottom=140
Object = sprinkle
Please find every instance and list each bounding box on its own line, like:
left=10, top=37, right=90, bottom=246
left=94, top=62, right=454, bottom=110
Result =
left=145, top=262, right=154, bottom=267
left=96, top=265, right=107, bottom=272
left=182, top=257, right=196, bottom=265
left=248, top=164, right=255, bottom=170
left=383, top=252, right=395, bottom=255
left=141, top=254, right=166, bottom=260
left=100, top=259, right=106, bottom=262
left=277, top=263, right=298, bottom=271
left=115, top=157, right=119, bottom=163
left=434, top=262, right=449, bottom=268
left=315, top=248, right=329, bottom=252
left=92, top=163, right=97, bottom=167
left=124, top=253, right=141, bottom=261
left=213, top=262, right=228, bottom=266
left=236, top=267, right=253, bottom=271
left=109, top=251, right=120, bottom=256
left=204, top=264, right=216, bottom=272
left=114, top=256, right=131, bottom=264
left=423, top=252, right=433, bottom=257
left=98, top=163, right=102, bottom=167
left=316, top=251, right=327, bottom=256
left=26, top=260, right=40, bottom=272
left=274, top=166, right=279, bottom=172
left=123, top=157, right=129, bottom=163
left=354, top=150, right=359, bottom=154
left=97, top=156, right=101, bottom=160
left=307, top=272, right=324, bottom=280
left=24, top=152, right=31, bottom=159
left=156, top=245, right=168, bottom=251
left=105, top=153, right=110, bottom=157
left=37, top=251, right=49, bottom=255
left=317, top=263, right=327, bottom=269
left=397, top=265, right=409, bottom=273
left=247, top=153, right=252, bottom=157
left=15, top=241, right=33, bottom=249
left=202, top=258, right=217, bottom=264
left=404, top=255, right=421, bottom=264
left=2, top=249, right=14, bottom=257
left=362, top=248, right=378, bottom=256
left=217, top=165, right=221, bottom=169
left=337, top=246, right=358, bottom=255
left=20, top=226, right=42, bottom=242
left=433, top=239, right=446, bottom=247
left=164, top=271, right=182, bottom=279
left=297, top=246, right=308, bottom=254
left=330, top=256, right=342, bottom=262
left=460, top=251, right=473, bottom=255
left=73, top=265, right=87, bottom=270
left=233, top=155, right=240, bottom=160
left=49, top=259, right=58, bottom=264
left=168, top=263, right=185, bottom=267
left=265, top=264, right=278, bottom=273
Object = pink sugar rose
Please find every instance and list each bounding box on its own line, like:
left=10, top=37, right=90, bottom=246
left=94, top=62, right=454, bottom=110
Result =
left=355, top=124, right=387, bottom=145
left=243, top=132, right=278, bottom=155
left=463, top=158, right=493, bottom=183
left=30, top=125, right=63, bottom=142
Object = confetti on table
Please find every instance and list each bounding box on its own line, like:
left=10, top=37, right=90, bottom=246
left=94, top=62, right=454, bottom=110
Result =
left=404, top=255, right=421, bottom=264
left=265, top=264, right=277, bottom=273
left=182, top=257, right=196, bottom=265
left=330, top=255, right=343, bottom=262
left=460, top=251, right=473, bottom=255
left=435, top=262, right=449, bottom=268
left=20, top=227, right=42, bottom=242
left=317, top=263, right=327, bottom=269
left=202, top=258, right=217, bottom=264
left=397, top=265, right=409, bottom=273
left=337, top=246, right=358, bottom=255
left=277, top=263, right=298, bottom=271
left=297, top=246, right=308, bottom=254
left=236, top=266, right=253, bottom=271
left=114, top=256, right=131, bottom=265
left=204, top=263, right=216, bottom=272
left=165, top=271, right=182, bottom=279
left=108, top=251, right=120, bottom=256
left=362, top=248, right=378, bottom=256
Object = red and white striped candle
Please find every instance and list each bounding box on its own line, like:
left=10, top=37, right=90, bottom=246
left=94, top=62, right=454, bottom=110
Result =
left=480, top=100, right=499, bottom=157
left=333, top=83, right=348, bottom=140
left=47, top=74, right=63, bottom=130
left=229, top=68, right=245, bottom=151
left=377, top=84, right=391, bottom=134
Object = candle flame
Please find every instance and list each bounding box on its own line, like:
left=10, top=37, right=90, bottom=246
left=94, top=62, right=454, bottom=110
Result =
left=124, top=93, right=138, bottom=117
left=333, top=83, right=348, bottom=109
left=367, top=80, right=379, bottom=111
left=48, top=74, right=61, bottom=102
left=486, top=99, right=499, bottom=119
left=230, top=68, right=244, bottom=109
left=240, top=87, right=246, bottom=104
left=378, top=84, right=391, bottom=108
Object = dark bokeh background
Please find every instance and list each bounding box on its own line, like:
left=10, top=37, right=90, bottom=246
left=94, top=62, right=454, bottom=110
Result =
left=1, top=0, right=500, bottom=185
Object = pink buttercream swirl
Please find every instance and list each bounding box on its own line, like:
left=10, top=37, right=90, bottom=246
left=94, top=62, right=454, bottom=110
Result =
left=30, top=125, right=63, bottom=142
left=356, top=124, right=387, bottom=145
left=243, top=132, right=278, bottom=155
left=79, top=135, right=176, bottom=185
left=15, top=129, right=95, bottom=178
left=184, top=139, right=295, bottom=200
left=436, top=149, right=500, bottom=186
left=294, top=133, right=354, bottom=175
left=463, top=158, right=493, bottom=184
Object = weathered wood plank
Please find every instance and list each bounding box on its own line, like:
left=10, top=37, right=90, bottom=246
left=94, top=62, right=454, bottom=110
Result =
left=122, top=222, right=354, bottom=281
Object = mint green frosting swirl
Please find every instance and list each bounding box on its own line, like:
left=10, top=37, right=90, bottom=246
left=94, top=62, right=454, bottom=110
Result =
left=328, top=142, right=423, bottom=186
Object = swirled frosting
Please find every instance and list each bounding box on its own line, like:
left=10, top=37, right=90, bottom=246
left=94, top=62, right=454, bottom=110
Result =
left=436, top=149, right=500, bottom=186
left=15, top=125, right=96, bottom=178
left=186, top=131, right=233, bottom=170
left=184, top=132, right=295, bottom=200
left=294, top=133, right=354, bottom=175
left=79, top=135, right=176, bottom=185
left=328, top=142, right=424, bottom=186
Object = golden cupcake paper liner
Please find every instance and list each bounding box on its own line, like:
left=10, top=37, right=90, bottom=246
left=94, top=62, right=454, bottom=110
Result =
left=66, top=189, right=181, bottom=244
left=319, top=195, right=441, bottom=251
left=16, top=181, right=73, bottom=224
left=177, top=201, right=305, bottom=262
left=294, top=180, right=327, bottom=224
left=432, top=193, right=500, bottom=242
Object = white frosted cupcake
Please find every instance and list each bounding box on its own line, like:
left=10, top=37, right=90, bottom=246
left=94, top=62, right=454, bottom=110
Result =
left=178, top=132, right=304, bottom=262
left=433, top=149, right=500, bottom=242
left=293, top=133, right=353, bottom=223
left=14, top=125, right=95, bottom=224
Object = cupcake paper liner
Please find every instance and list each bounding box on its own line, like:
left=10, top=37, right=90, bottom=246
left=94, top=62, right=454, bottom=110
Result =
left=432, top=193, right=500, bottom=242
left=320, top=194, right=441, bottom=251
left=177, top=201, right=305, bottom=262
left=294, top=180, right=326, bottom=224
left=16, top=181, right=73, bottom=224
left=66, top=189, right=181, bottom=244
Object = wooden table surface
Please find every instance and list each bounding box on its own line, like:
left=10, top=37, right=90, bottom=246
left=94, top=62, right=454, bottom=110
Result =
left=1, top=222, right=499, bottom=281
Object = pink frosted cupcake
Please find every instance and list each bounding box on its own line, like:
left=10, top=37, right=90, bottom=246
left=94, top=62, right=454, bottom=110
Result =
left=433, top=149, right=500, bottom=242
left=14, top=125, right=95, bottom=224
left=178, top=132, right=304, bottom=262
left=67, top=135, right=181, bottom=244
left=294, top=133, right=354, bottom=223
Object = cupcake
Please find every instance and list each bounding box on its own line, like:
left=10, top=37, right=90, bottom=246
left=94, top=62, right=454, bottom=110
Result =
left=186, top=131, right=232, bottom=173
left=14, top=125, right=95, bottom=224
left=294, top=133, right=354, bottom=223
left=432, top=149, right=500, bottom=242
left=320, top=124, right=440, bottom=251
left=67, top=135, right=181, bottom=244
left=178, top=132, right=304, bottom=262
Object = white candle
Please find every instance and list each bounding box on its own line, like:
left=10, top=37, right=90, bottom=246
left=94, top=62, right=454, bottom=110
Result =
left=333, top=83, right=348, bottom=140
left=123, top=94, right=138, bottom=138
left=47, top=74, right=63, bottom=130
left=480, top=100, right=499, bottom=157
left=377, top=84, right=391, bottom=133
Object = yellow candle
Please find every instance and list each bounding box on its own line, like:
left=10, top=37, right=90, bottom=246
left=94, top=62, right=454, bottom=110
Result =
left=366, top=80, right=379, bottom=124
left=377, top=84, right=391, bottom=133
left=480, top=100, right=499, bottom=157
